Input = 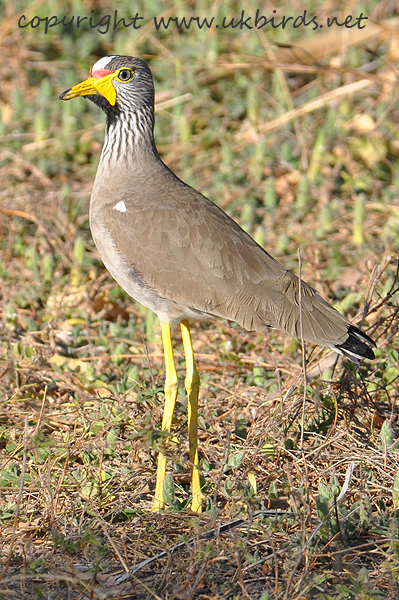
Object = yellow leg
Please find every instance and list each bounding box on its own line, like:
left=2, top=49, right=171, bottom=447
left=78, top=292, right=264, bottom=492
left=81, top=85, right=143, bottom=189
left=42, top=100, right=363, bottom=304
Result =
left=153, top=321, right=179, bottom=511
left=181, top=320, right=204, bottom=513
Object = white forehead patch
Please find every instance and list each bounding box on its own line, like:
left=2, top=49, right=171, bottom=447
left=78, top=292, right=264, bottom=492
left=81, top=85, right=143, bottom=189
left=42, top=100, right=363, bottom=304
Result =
left=113, top=201, right=127, bottom=213
left=92, top=56, right=117, bottom=71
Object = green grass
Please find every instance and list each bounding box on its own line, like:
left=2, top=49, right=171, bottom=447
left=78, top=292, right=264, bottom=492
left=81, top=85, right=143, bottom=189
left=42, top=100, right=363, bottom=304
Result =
left=1, top=0, right=399, bottom=598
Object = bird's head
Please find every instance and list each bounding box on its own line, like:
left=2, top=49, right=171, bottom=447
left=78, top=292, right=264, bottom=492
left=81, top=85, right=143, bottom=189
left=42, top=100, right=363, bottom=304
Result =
left=59, top=56, right=154, bottom=115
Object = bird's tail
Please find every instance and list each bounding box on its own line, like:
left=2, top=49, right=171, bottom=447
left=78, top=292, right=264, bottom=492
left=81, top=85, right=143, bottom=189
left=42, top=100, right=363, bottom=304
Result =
left=332, top=325, right=376, bottom=362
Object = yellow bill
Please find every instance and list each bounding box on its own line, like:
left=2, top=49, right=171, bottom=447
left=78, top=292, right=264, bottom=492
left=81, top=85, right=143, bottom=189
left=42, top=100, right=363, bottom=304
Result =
left=59, top=71, right=117, bottom=106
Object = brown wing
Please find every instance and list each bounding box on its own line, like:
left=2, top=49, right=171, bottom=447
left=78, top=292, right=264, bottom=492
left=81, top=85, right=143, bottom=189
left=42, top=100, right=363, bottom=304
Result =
left=93, top=170, right=352, bottom=348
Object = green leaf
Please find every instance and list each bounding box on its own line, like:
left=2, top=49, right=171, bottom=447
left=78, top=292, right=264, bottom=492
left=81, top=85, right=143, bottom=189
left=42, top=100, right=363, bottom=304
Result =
left=81, top=480, right=99, bottom=500
left=316, top=483, right=332, bottom=521
left=393, top=469, right=399, bottom=508
left=357, top=566, right=368, bottom=584
left=268, top=480, right=278, bottom=499
left=89, top=421, right=105, bottom=436
left=235, top=414, right=247, bottom=439
left=223, top=477, right=232, bottom=498
left=163, top=473, right=175, bottom=506
left=353, top=193, right=366, bottom=246
left=248, top=472, right=257, bottom=495
left=227, top=452, right=245, bottom=469
left=42, top=252, right=55, bottom=282
left=262, top=443, right=276, bottom=455
left=111, top=342, right=128, bottom=365
left=380, top=420, right=394, bottom=449
left=73, top=236, right=86, bottom=264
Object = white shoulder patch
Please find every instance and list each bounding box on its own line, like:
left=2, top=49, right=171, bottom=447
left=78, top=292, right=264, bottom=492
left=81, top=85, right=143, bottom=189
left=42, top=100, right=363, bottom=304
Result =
left=112, top=201, right=127, bottom=213
left=92, top=56, right=117, bottom=71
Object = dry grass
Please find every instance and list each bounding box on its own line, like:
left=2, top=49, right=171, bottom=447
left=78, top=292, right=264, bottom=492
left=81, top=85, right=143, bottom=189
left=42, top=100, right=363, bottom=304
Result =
left=1, top=0, right=399, bottom=598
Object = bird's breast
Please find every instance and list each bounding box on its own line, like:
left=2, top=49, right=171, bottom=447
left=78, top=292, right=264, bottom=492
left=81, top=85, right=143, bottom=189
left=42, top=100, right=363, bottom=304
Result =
left=89, top=202, right=171, bottom=319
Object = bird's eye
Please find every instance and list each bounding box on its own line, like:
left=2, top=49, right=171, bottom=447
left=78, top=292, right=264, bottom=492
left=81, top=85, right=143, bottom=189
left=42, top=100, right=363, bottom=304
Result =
left=118, top=69, right=133, bottom=82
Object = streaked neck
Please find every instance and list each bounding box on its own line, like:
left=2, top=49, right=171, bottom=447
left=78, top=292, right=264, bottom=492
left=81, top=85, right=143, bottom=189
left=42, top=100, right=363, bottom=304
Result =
left=100, top=105, right=156, bottom=165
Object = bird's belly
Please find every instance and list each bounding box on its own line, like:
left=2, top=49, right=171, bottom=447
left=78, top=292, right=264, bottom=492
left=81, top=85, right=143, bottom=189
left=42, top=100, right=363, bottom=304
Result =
left=90, top=217, right=171, bottom=319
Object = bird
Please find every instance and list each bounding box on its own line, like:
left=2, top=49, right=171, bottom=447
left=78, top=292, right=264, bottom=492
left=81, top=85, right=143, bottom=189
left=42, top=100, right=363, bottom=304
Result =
left=60, top=56, right=375, bottom=512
